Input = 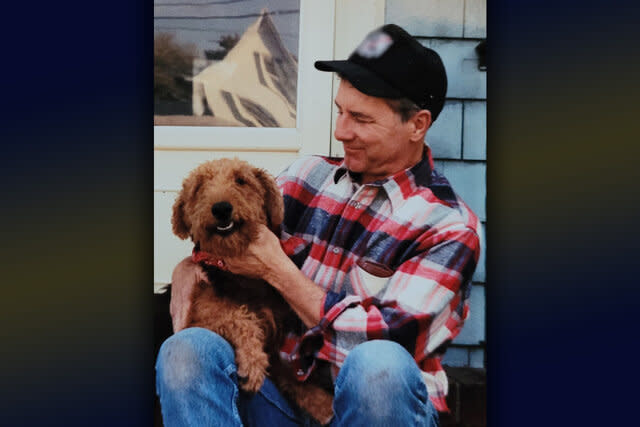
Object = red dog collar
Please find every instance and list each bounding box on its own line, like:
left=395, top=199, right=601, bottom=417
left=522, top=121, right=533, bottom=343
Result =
left=191, top=247, right=225, bottom=269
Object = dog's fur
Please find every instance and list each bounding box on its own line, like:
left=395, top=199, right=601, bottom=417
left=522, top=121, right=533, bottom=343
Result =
left=171, top=158, right=334, bottom=424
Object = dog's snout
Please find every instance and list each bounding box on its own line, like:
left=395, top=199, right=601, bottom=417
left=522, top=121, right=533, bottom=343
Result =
left=211, top=201, right=233, bottom=221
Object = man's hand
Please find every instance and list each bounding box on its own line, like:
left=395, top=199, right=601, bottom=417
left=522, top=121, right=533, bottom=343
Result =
left=225, top=225, right=325, bottom=328
left=224, top=225, right=287, bottom=282
left=170, top=256, right=209, bottom=332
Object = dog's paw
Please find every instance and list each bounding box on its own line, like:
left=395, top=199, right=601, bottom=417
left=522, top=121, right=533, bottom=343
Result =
left=236, top=351, right=269, bottom=394
left=237, top=365, right=266, bottom=393
left=304, top=393, right=334, bottom=425
left=313, top=407, right=334, bottom=426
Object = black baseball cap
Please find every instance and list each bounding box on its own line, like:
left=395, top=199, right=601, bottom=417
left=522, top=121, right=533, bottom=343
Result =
left=315, top=24, right=448, bottom=121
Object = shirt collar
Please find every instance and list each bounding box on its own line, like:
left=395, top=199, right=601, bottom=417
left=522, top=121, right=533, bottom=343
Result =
left=332, top=145, right=441, bottom=212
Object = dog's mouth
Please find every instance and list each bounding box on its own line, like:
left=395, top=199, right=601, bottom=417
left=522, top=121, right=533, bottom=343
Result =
left=217, top=220, right=234, bottom=232
left=206, top=219, right=243, bottom=237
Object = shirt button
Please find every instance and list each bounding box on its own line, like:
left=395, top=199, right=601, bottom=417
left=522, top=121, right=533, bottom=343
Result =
left=332, top=247, right=340, bottom=254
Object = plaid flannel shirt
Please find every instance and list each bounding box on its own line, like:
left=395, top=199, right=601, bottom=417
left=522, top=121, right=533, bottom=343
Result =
left=276, top=146, right=480, bottom=412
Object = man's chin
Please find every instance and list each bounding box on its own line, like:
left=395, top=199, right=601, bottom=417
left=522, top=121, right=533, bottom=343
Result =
left=343, top=158, right=365, bottom=174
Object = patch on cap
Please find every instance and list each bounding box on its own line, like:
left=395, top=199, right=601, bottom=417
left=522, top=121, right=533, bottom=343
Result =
left=355, top=30, right=393, bottom=59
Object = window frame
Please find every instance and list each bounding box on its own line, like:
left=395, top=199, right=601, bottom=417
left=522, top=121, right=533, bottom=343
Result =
left=153, top=0, right=336, bottom=156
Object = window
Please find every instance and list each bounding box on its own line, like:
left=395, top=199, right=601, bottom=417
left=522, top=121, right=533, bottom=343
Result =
left=154, top=0, right=335, bottom=153
left=154, top=0, right=300, bottom=128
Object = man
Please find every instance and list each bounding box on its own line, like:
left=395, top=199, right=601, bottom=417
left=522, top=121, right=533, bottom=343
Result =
left=156, top=24, right=480, bottom=426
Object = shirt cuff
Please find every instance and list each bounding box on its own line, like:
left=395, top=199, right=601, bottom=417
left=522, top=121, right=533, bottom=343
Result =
left=322, top=290, right=347, bottom=317
left=289, top=291, right=361, bottom=380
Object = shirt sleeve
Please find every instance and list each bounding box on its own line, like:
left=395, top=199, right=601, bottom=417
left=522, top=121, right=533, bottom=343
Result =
left=289, top=223, right=480, bottom=379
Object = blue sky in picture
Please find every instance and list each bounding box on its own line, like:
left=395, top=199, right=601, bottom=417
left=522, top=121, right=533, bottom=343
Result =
left=153, top=0, right=300, bottom=57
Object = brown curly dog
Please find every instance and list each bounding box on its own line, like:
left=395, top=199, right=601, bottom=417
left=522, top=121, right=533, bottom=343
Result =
left=171, top=157, right=334, bottom=424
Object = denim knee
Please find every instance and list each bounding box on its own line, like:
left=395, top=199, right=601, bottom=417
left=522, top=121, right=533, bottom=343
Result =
left=155, top=327, right=235, bottom=394
left=334, top=340, right=429, bottom=422
left=337, top=340, right=424, bottom=391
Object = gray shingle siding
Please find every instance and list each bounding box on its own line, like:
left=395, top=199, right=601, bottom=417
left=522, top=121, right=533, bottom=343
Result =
left=428, top=101, right=463, bottom=159
left=453, top=285, right=485, bottom=345
left=386, top=0, right=466, bottom=38
left=386, top=0, right=486, bottom=367
left=435, top=160, right=486, bottom=221
left=464, top=0, right=487, bottom=38
left=422, top=39, right=486, bottom=99
left=463, top=101, right=487, bottom=160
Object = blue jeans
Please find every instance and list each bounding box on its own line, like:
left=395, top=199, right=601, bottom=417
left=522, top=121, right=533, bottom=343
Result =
left=156, top=327, right=440, bottom=426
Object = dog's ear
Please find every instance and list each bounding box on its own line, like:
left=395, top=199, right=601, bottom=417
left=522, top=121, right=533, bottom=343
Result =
left=253, top=167, right=284, bottom=232
left=171, top=193, right=190, bottom=240
left=171, top=173, right=203, bottom=239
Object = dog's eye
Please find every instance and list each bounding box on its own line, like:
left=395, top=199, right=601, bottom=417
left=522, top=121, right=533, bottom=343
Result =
left=235, top=177, right=246, bottom=185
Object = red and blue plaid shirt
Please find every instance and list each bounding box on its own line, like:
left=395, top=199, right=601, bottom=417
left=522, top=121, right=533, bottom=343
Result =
left=276, top=146, right=480, bottom=412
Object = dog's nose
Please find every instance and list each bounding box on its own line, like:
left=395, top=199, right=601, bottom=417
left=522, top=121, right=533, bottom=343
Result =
left=211, top=201, right=233, bottom=221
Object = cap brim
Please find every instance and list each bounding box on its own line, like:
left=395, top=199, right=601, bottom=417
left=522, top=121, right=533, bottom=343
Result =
left=314, top=60, right=405, bottom=99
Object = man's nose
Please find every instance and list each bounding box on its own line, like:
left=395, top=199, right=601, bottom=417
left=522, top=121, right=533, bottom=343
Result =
left=334, top=115, right=353, bottom=142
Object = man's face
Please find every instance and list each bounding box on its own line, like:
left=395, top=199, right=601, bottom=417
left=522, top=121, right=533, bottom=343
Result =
left=333, top=80, right=422, bottom=184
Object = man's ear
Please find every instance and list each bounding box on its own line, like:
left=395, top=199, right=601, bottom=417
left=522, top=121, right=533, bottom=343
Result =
left=253, top=167, right=284, bottom=232
left=409, top=109, right=432, bottom=143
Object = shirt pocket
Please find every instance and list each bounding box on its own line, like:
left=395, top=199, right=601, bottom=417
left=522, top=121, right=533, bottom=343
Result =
left=350, top=257, right=395, bottom=298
